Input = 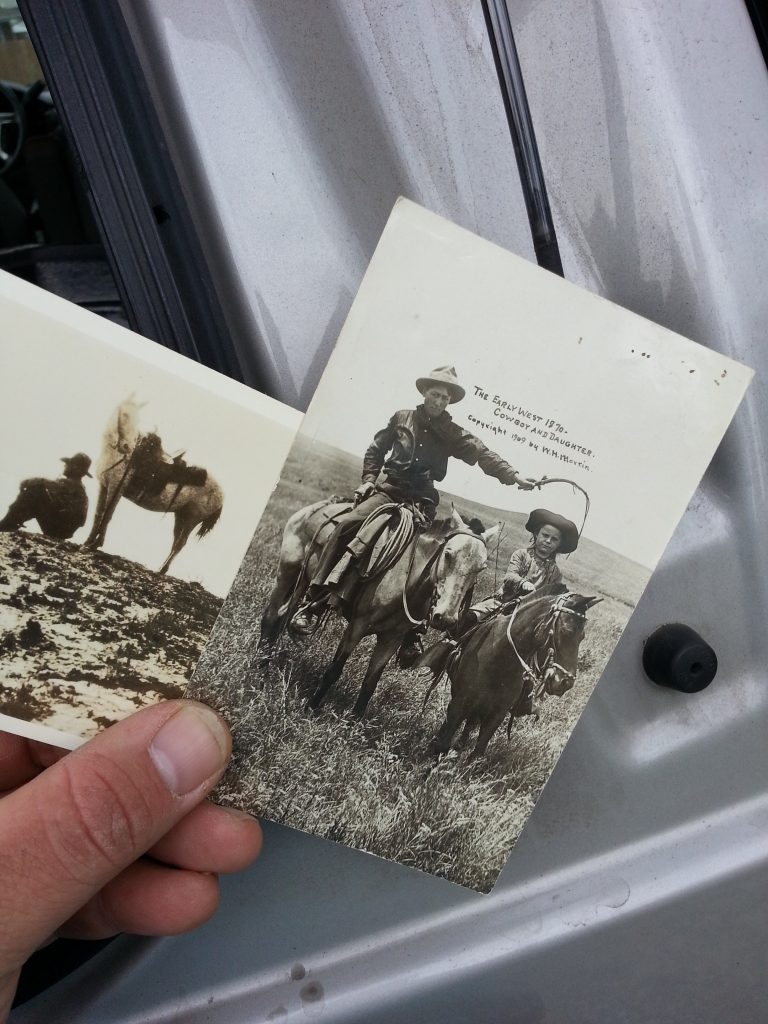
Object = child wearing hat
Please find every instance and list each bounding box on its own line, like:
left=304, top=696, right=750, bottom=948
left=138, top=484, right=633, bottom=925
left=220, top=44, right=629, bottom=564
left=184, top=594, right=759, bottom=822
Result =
left=412, top=507, right=580, bottom=683
left=467, top=508, right=579, bottom=625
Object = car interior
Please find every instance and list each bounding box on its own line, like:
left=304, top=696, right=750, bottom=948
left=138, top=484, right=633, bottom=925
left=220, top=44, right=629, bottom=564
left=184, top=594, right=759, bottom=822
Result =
left=0, top=11, right=124, bottom=323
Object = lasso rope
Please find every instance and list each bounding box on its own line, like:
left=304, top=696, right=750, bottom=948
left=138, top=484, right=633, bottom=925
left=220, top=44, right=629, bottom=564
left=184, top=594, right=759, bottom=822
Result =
left=531, top=475, right=591, bottom=551
left=505, top=593, right=587, bottom=697
left=357, top=503, right=419, bottom=579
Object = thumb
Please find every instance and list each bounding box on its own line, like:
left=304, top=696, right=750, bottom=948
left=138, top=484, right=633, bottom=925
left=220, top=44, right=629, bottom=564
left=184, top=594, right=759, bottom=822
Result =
left=0, top=700, right=230, bottom=967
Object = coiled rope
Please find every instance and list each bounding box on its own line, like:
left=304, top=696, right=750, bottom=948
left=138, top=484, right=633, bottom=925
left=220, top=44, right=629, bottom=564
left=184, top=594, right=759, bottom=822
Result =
left=357, top=503, right=420, bottom=580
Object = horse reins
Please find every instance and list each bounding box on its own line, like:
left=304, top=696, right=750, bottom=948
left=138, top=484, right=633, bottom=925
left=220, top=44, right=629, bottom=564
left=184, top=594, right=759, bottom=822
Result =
left=505, top=593, right=587, bottom=698
left=94, top=414, right=140, bottom=534
left=351, top=502, right=486, bottom=629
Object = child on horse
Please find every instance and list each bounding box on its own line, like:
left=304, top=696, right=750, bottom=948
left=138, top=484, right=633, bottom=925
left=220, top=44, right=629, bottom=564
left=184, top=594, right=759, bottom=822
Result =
left=413, top=508, right=579, bottom=707
left=464, top=508, right=579, bottom=627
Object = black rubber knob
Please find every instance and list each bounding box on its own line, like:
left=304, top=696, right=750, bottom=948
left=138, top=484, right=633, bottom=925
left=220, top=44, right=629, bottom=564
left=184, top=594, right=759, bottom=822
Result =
left=642, top=623, right=717, bottom=693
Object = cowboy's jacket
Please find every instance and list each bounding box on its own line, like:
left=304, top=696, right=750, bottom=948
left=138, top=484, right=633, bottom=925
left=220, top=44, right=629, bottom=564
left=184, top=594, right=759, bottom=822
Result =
left=362, top=405, right=518, bottom=493
left=17, top=476, right=88, bottom=538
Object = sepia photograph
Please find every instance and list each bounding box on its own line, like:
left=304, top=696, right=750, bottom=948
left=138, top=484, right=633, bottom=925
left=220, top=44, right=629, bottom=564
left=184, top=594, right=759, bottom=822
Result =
left=0, top=273, right=299, bottom=745
left=189, top=200, right=752, bottom=891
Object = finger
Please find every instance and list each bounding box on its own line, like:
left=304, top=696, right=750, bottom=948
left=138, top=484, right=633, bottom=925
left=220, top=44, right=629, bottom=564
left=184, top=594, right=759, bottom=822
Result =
left=0, top=732, right=39, bottom=790
left=0, top=971, right=20, bottom=1024
left=0, top=699, right=230, bottom=967
left=148, top=802, right=262, bottom=873
left=58, top=859, right=220, bottom=940
left=0, top=732, right=66, bottom=791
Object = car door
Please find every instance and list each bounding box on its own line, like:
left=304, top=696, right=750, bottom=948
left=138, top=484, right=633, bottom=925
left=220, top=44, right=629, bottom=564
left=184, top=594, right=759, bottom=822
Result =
left=8, top=2, right=768, bottom=1021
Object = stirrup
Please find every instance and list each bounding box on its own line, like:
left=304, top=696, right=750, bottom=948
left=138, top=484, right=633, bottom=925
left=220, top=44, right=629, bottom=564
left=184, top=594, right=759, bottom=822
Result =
left=289, top=602, right=323, bottom=637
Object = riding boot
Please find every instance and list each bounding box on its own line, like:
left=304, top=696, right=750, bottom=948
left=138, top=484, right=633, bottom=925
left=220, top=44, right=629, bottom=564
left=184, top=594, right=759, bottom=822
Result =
left=516, top=691, right=535, bottom=717
left=510, top=686, right=536, bottom=720
left=291, top=517, right=361, bottom=634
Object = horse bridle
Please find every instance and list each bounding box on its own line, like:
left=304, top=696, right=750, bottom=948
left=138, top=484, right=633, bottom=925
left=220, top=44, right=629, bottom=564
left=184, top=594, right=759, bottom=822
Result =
left=402, top=530, right=486, bottom=627
left=506, top=593, right=587, bottom=698
left=103, top=407, right=139, bottom=475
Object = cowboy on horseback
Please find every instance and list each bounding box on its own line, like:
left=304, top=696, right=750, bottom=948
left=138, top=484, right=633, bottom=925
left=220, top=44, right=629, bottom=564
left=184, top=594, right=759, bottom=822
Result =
left=290, top=365, right=537, bottom=639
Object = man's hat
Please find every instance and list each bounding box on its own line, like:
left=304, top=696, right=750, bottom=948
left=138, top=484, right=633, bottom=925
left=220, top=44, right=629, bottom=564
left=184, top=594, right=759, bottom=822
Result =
left=61, top=453, right=92, bottom=478
left=415, top=366, right=465, bottom=404
left=525, top=508, right=579, bottom=554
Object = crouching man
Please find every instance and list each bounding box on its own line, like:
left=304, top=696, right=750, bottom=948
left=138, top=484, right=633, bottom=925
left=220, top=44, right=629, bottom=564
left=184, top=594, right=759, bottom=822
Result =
left=0, top=453, right=92, bottom=540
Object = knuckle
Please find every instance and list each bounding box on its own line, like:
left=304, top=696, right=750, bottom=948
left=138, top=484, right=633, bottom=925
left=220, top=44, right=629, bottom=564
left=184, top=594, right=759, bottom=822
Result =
left=46, top=755, right=155, bottom=881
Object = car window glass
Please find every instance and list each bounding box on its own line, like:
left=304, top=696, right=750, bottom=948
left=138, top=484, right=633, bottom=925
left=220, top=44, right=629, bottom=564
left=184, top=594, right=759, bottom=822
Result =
left=0, top=2, right=43, bottom=86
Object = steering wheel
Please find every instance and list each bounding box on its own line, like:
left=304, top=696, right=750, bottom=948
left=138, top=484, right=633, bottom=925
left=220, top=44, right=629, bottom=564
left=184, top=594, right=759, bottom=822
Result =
left=0, top=83, right=26, bottom=175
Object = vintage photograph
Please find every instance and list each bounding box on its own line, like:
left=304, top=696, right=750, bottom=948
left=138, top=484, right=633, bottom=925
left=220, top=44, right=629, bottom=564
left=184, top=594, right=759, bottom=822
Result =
left=189, top=200, right=751, bottom=891
left=0, top=273, right=299, bottom=745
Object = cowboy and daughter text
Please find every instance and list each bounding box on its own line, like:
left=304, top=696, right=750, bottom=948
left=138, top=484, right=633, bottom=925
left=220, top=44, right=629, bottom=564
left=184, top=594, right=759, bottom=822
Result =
left=469, top=386, right=595, bottom=469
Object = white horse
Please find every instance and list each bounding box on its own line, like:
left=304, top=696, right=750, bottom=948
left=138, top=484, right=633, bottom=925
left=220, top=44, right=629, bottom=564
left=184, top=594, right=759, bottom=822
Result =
left=85, top=397, right=224, bottom=575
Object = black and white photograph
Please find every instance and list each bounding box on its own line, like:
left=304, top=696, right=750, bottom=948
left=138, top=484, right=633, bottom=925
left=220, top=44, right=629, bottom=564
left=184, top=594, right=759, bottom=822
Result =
left=0, top=272, right=299, bottom=746
left=189, top=200, right=751, bottom=892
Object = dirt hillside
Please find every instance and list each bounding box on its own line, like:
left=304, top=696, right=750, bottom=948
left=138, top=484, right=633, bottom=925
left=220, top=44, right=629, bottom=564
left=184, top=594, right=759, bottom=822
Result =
left=0, top=531, right=222, bottom=740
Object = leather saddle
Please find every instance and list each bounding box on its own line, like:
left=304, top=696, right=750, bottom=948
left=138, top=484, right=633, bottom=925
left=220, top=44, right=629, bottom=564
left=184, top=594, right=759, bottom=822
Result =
left=129, top=434, right=207, bottom=499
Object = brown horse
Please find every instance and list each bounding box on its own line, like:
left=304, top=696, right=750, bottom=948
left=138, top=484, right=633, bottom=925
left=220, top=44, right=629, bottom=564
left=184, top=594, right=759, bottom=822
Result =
left=431, top=587, right=601, bottom=759
left=85, top=397, right=223, bottom=574
left=260, top=500, right=500, bottom=716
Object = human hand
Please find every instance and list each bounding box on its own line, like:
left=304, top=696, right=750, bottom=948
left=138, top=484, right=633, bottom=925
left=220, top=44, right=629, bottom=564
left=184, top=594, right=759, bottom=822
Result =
left=515, top=476, right=538, bottom=492
left=521, top=581, right=536, bottom=592
left=0, top=700, right=262, bottom=1021
left=354, top=480, right=375, bottom=504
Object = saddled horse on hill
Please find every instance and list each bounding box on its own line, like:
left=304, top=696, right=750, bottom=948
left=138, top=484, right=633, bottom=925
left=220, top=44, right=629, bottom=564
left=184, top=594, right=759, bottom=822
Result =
left=85, top=396, right=223, bottom=574
left=429, top=585, right=601, bottom=760
left=260, top=499, right=500, bottom=716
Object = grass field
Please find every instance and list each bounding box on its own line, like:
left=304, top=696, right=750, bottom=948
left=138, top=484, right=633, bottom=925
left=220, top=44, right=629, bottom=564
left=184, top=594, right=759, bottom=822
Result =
left=190, top=437, right=648, bottom=891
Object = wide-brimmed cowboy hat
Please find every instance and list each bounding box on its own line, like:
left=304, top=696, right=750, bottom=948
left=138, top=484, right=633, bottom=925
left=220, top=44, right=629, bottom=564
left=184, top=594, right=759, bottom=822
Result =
left=61, top=453, right=92, bottom=478
left=525, top=508, right=579, bottom=554
left=415, top=366, right=465, bottom=404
